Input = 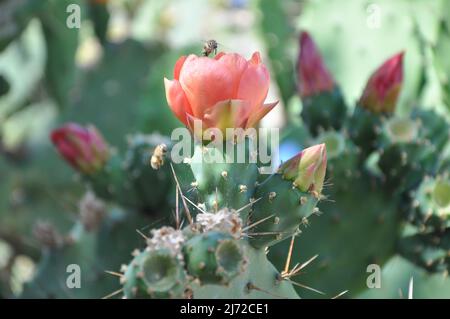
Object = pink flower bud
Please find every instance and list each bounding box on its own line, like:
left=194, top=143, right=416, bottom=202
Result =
left=359, top=52, right=404, bottom=113
left=50, top=123, right=109, bottom=174
left=279, top=143, right=327, bottom=194
left=297, top=32, right=335, bottom=98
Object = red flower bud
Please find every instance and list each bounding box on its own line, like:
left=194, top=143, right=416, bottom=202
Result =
left=359, top=52, right=404, bottom=113
left=50, top=123, right=109, bottom=174
left=297, top=32, right=335, bottom=98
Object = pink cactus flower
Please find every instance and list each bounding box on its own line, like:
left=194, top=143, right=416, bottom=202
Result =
left=164, top=52, right=277, bottom=139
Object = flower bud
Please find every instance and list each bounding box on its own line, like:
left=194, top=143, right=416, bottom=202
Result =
left=50, top=123, right=109, bottom=174
left=297, top=32, right=335, bottom=98
left=359, top=52, right=404, bottom=113
left=279, top=143, right=327, bottom=194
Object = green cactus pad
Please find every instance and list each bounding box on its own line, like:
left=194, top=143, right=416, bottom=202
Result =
left=301, top=88, right=347, bottom=136
left=249, top=173, right=318, bottom=249
left=123, top=249, right=186, bottom=299
left=349, top=107, right=384, bottom=158
left=408, top=176, right=450, bottom=232
left=192, top=244, right=299, bottom=299
left=183, top=231, right=245, bottom=284
left=315, top=132, right=359, bottom=185
left=189, top=141, right=259, bottom=219
left=378, top=143, right=436, bottom=192
left=270, top=174, right=401, bottom=298
left=398, top=229, right=450, bottom=274
left=412, top=110, right=450, bottom=154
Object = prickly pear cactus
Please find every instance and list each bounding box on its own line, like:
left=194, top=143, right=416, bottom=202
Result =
left=22, top=48, right=329, bottom=299
left=121, top=223, right=299, bottom=299
left=268, top=31, right=450, bottom=298
left=4, top=0, right=450, bottom=301
left=24, top=137, right=327, bottom=299
left=118, top=136, right=327, bottom=299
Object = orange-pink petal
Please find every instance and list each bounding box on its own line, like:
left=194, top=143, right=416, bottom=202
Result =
left=245, top=101, right=278, bottom=128
left=214, top=52, right=226, bottom=60
left=164, top=78, right=192, bottom=126
left=248, top=52, right=262, bottom=65
left=237, top=54, right=270, bottom=111
left=179, top=54, right=248, bottom=118
left=203, top=99, right=251, bottom=131
left=173, top=56, right=187, bottom=80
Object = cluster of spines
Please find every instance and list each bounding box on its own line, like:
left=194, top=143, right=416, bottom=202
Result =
left=120, top=212, right=247, bottom=299
left=174, top=140, right=326, bottom=250
left=116, top=133, right=328, bottom=298
left=408, top=174, right=450, bottom=232
left=248, top=174, right=320, bottom=249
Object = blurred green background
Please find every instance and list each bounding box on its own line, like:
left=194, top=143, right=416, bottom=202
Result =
left=1, top=0, right=450, bottom=298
